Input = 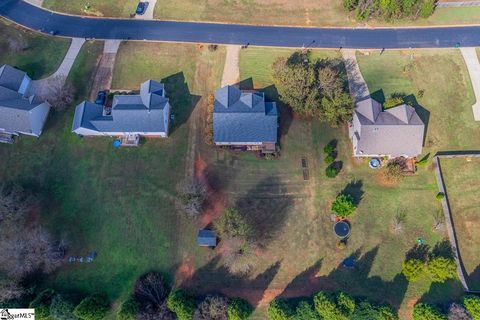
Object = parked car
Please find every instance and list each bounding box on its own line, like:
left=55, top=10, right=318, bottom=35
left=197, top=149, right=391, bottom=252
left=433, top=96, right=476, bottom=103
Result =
left=95, top=91, right=107, bottom=105
left=136, top=2, right=149, bottom=15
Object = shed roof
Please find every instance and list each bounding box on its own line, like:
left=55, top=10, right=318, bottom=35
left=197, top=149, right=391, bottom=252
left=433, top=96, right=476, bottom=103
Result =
left=197, top=230, right=217, bottom=247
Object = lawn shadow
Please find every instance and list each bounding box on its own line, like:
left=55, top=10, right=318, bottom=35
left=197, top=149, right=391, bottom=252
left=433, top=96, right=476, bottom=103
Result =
left=162, top=72, right=201, bottom=135
left=406, top=244, right=430, bottom=262
left=340, top=179, right=364, bottom=206
left=180, top=255, right=282, bottom=308
left=234, top=175, right=295, bottom=245
left=279, top=246, right=409, bottom=311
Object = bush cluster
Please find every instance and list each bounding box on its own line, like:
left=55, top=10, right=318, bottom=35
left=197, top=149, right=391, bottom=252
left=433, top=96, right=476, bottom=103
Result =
left=332, top=194, right=356, bottom=219
left=323, top=141, right=342, bottom=178
left=402, top=246, right=457, bottom=283
left=343, top=0, right=436, bottom=21
left=413, top=296, right=479, bottom=319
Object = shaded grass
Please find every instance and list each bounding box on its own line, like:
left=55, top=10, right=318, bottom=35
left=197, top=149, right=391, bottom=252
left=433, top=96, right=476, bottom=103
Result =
left=441, top=158, right=480, bottom=291
left=0, top=42, right=225, bottom=303
left=0, top=18, right=70, bottom=79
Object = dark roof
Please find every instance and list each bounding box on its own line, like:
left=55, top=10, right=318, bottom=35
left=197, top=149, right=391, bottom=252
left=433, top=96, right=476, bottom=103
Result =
left=197, top=230, right=216, bottom=247
left=352, top=98, right=424, bottom=157
left=72, top=80, right=169, bottom=134
left=213, top=86, right=278, bottom=144
left=0, top=65, right=26, bottom=92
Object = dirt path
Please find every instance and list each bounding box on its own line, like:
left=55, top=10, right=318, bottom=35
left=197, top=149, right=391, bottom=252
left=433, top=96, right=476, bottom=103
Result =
left=221, top=45, right=241, bottom=87
left=341, top=49, right=370, bottom=102
left=89, top=40, right=122, bottom=100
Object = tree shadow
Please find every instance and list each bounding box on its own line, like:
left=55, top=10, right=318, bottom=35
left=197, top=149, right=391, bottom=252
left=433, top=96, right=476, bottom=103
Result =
left=340, top=180, right=364, bottom=207
left=180, top=255, right=282, bottom=308
left=403, top=94, right=429, bottom=147
left=467, top=265, right=480, bottom=291
left=370, top=89, right=385, bottom=104
left=431, top=239, right=454, bottom=259
left=278, top=246, right=409, bottom=311
left=234, top=175, right=295, bottom=245
left=161, top=72, right=201, bottom=136
left=406, top=244, right=431, bottom=262
left=418, top=279, right=464, bottom=311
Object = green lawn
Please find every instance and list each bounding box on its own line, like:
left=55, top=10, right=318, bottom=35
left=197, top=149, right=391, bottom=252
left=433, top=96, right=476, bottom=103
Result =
left=441, top=158, right=480, bottom=291
left=357, top=49, right=480, bottom=153
left=43, top=0, right=137, bottom=17
left=0, top=18, right=70, bottom=79
left=0, top=42, right=225, bottom=309
left=180, top=47, right=471, bottom=319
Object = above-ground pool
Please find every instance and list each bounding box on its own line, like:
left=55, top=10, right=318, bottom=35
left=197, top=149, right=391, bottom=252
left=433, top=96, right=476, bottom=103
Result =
left=369, top=158, right=381, bottom=169
left=334, top=221, right=351, bottom=239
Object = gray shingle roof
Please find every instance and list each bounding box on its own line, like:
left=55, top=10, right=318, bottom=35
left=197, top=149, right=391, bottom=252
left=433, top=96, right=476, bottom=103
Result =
left=352, top=98, right=424, bottom=157
left=72, top=80, right=169, bottom=134
left=197, top=229, right=216, bottom=247
left=0, top=65, right=49, bottom=137
left=213, top=86, right=278, bottom=144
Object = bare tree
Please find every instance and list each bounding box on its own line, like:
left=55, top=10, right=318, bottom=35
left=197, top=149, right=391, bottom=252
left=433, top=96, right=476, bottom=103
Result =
left=177, top=180, right=207, bottom=218
left=136, top=304, right=175, bottom=320
left=0, top=279, right=31, bottom=303
left=433, top=210, right=445, bottom=232
left=193, top=295, right=228, bottom=320
left=45, top=78, right=76, bottom=111
left=448, top=303, right=472, bottom=320
left=134, top=272, right=168, bottom=309
left=392, top=209, right=406, bottom=234
left=222, top=238, right=256, bottom=276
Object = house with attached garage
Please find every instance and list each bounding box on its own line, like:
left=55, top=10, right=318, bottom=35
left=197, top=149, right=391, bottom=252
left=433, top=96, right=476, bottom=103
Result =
left=0, top=64, right=50, bottom=143
left=213, top=85, right=278, bottom=153
left=72, top=80, right=171, bottom=146
left=349, top=97, right=424, bottom=158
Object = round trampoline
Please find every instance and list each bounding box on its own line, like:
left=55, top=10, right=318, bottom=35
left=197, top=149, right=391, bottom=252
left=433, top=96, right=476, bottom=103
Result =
left=369, top=158, right=381, bottom=169
left=334, top=221, right=351, bottom=239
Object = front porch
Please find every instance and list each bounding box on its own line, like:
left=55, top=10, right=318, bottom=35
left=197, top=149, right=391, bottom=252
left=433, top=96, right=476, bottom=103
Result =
left=119, top=134, right=140, bottom=147
left=0, top=132, right=15, bottom=144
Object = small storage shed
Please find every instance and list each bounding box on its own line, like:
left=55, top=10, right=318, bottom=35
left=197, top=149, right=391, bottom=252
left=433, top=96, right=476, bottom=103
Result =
left=197, top=229, right=217, bottom=247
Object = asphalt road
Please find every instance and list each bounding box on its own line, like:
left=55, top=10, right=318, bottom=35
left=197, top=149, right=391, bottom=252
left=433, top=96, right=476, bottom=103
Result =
left=1, top=0, right=480, bottom=49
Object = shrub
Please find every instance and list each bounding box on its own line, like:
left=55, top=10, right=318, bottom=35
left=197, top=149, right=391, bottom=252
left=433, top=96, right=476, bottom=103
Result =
left=324, top=154, right=335, bottom=164
left=383, top=162, right=403, bottom=183
left=463, top=295, right=480, bottom=320
left=427, top=256, right=457, bottom=282
left=30, top=289, right=55, bottom=320
left=331, top=194, right=356, bottom=218
left=227, top=298, right=252, bottom=320
left=295, top=300, right=320, bottom=319
left=117, top=296, right=139, bottom=320
left=384, top=97, right=404, bottom=109
left=324, top=143, right=335, bottom=155
left=420, top=0, right=436, bottom=18
left=73, top=294, right=110, bottom=320
left=166, top=289, right=196, bottom=320
left=214, top=208, right=251, bottom=239
left=436, top=193, right=445, bottom=200
left=50, top=294, right=76, bottom=320
left=413, top=303, right=446, bottom=320
left=326, top=166, right=339, bottom=178
left=313, top=292, right=348, bottom=320
left=268, top=299, right=294, bottom=320
left=336, top=292, right=355, bottom=316
left=402, top=259, right=426, bottom=282
left=194, top=295, right=228, bottom=320
left=353, top=301, right=398, bottom=320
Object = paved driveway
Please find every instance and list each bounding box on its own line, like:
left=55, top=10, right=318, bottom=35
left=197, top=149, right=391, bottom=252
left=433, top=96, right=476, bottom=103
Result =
left=460, top=48, right=480, bottom=120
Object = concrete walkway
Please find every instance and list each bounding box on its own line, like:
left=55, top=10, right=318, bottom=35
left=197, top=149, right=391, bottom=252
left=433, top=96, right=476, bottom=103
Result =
left=135, top=0, right=157, bottom=20
left=436, top=1, right=480, bottom=6
left=341, top=49, right=370, bottom=102
left=460, top=47, right=480, bottom=121
left=28, top=37, right=85, bottom=100
left=89, top=40, right=122, bottom=100
left=221, top=45, right=241, bottom=88
left=23, top=0, right=43, bottom=7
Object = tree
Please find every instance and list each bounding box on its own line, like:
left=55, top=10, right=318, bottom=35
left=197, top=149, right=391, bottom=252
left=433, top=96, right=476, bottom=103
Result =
left=463, top=295, right=480, bottom=320
left=50, top=294, right=76, bottom=320
left=319, top=91, right=353, bottom=128
left=295, top=300, right=320, bottom=320
left=30, top=289, right=55, bottom=320
left=0, top=279, right=29, bottom=303
left=331, top=194, right=356, bottom=218
left=178, top=180, right=207, bottom=218
left=313, top=292, right=349, bottom=320
left=353, top=301, right=398, bottom=320
left=427, top=256, right=457, bottom=283
left=214, top=208, right=251, bottom=240
left=402, top=259, right=426, bottom=282
left=166, top=289, right=196, bottom=320
left=45, top=76, right=76, bottom=111
left=326, top=166, right=339, bottom=178
left=134, top=272, right=168, bottom=309
left=413, top=303, right=446, bottom=320
left=336, top=292, right=355, bottom=316
left=73, top=294, right=110, bottom=320
left=227, top=298, right=252, bottom=320
left=193, top=295, right=228, bottom=320
left=118, top=296, right=139, bottom=320
left=268, top=299, right=294, bottom=320
left=447, top=303, right=472, bottom=320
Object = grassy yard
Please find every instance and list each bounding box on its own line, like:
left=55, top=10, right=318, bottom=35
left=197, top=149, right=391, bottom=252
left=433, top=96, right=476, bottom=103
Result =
left=162, top=47, right=464, bottom=319
left=43, top=0, right=137, bottom=17
left=441, top=158, right=480, bottom=291
left=41, top=0, right=480, bottom=27
left=0, top=42, right=225, bottom=310
left=0, top=18, right=70, bottom=79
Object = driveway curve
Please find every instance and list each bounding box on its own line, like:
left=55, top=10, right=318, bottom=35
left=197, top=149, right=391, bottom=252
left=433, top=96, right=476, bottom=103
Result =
left=2, top=0, right=480, bottom=49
